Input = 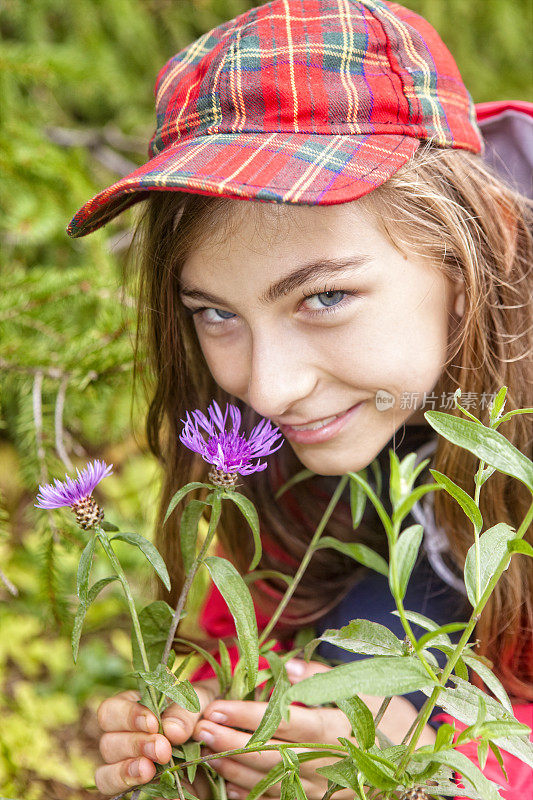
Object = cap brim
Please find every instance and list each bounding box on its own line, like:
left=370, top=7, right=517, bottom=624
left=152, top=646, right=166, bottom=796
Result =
left=67, top=132, right=420, bottom=238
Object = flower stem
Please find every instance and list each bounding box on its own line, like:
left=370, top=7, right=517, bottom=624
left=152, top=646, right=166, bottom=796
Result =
left=259, top=474, right=350, bottom=645
left=95, top=527, right=159, bottom=710
left=395, top=496, right=533, bottom=777
left=161, top=489, right=223, bottom=667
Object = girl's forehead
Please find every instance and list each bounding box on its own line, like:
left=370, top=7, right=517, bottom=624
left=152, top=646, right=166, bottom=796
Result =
left=185, top=198, right=375, bottom=265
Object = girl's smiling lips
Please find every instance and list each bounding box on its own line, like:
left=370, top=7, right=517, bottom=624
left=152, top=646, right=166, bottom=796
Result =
left=277, top=401, right=365, bottom=443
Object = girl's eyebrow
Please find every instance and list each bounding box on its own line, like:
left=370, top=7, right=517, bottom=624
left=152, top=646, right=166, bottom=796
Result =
left=179, top=254, right=372, bottom=307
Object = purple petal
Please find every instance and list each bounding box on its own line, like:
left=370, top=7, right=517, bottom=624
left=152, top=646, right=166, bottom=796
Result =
left=35, top=460, right=113, bottom=510
left=178, top=402, right=284, bottom=476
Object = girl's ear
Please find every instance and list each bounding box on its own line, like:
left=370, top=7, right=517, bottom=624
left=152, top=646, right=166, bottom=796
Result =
left=454, top=287, right=465, bottom=318
left=450, top=279, right=465, bottom=319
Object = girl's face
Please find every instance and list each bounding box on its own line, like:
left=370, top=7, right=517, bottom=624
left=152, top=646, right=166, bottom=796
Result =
left=180, top=199, right=464, bottom=475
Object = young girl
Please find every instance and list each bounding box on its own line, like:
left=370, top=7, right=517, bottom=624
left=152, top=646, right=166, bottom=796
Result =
left=66, top=1, right=532, bottom=797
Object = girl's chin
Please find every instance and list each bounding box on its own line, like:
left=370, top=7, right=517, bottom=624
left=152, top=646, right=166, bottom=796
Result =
left=292, top=445, right=374, bottom=477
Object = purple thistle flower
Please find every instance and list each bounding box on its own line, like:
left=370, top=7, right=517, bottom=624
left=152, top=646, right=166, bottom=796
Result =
left=35, top=460, right=113, bottom=510
left=179, top=400, right=283, bottom=478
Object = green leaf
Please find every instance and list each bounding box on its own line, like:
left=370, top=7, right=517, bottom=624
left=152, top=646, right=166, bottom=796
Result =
left=337, top=696, right=375, bottom=750
left=247, top=667, right=290, bottom=746
left=421, top=676, right=533, bottom=768
left=320, top=620, right=403, bottom=656
left=164, top=481, right=212, bottom=523
left=316, top=536, right=388, bottom=576
left=203, top=556, right=259, bottom=692
left=273, top=468, right=315, bottom=500
left=316, top=758, right=360, bottom=791
left=410, top=748, right=502, bottom=800
left=508, top=539, right=533, bottom=558
left=244, top=569, right=292, bottom=586
left=349, top=469, right=367, bottom=527
left=477, top=719, right=532, bottom=739
left=181, top=740, right=201, bottom=784
left=179, top=499, right=208, bottom=572
left=489, top=741, right=508, bottom=782
left=222, top=490, right=262, bottom=570
left=286, top=656, right=435, bottom=706
left=370, top=458, right=383, bottom=498
left=393, top=483, right=441, bottom=526
left=347, top=471, right=393, bottom=541
left=111, top=531, right=171, bottom=591
left=76, top=534, right=97, bottom=601
left=388, top=451, right=402, bottom=509
left=390, top=524, right=423, bottom=601
left=137, top=664, right=200, bottom=712
left=464, top=523, right=516, bottom=607
left=454, top=656, right=469, bottom=681
left=218, top=639, right=232, bottom=694
left=462, top=654, right=513, bottom=712
left=435, top=722, right=456, bottom=751
left=417, top=622, right=468, bottom=651
left=489, top=386, right=508, bottom=425
left=71, top=575, right=119, bottom=662
left=424, top=412, right=533, bottom=491
left=429, top=470, right=483, bottom=534
left=340, top=738, right=398, bottom=791
left=174, top=637, right=227, bottom=692
left=100, top=520, right=119, bottom=532
left=132, top=600, right=175, bottom=671
left=478, top=739, right=489, bottom=770
left=392, top=609, right=444, bottom=632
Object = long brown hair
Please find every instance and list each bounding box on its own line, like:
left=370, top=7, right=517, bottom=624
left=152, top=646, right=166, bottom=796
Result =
left=127, top=144, right=533, bottom=700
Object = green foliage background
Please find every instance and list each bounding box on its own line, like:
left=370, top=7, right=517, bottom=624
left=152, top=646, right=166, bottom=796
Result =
left=0, top=1, right=531, bottom=797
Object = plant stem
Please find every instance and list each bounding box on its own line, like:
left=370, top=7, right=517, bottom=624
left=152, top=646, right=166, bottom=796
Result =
left=95, top=527, right=160, bottom=713
left=161, top=490, right=223, bottom=667
left=259, top=474, right=350, bottom=645
left=389, top=520, right=437, bottom=683
left=472, top=460, right=485, bottom=605
left=170, top=741, right=347, bottom=773
left=373, top=696, right=392, bottom=728
left=395, top=496, right=533, bottom=777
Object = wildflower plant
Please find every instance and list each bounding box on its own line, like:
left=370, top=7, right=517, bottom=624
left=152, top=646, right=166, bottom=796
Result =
left=34, top=389, right=533, bottom=800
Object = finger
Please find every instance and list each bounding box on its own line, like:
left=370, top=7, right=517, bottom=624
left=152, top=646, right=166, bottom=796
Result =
left=285, top=658, right=331, bottom=683
left=97, top=690, right=159, bottom=734
left=95, top=756, right=156, bottom=796
left=162, top=678, right=219, bottom=743
left=193, top=721, right=283, bottom=771
left=206, top=754, right=266, bottom=795
left=202, top=700, right=351, bottom=745
left=99, top=732, right=172, bottom=765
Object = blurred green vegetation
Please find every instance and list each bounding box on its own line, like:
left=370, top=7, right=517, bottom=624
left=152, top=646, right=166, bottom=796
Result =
left=0, top=1, right=530, bottom=797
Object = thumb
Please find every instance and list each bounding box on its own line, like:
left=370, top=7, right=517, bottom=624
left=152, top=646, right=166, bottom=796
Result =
left=285, top=658, right=331, bottom=684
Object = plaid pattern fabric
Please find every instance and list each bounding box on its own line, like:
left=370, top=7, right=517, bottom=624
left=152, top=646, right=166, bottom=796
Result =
left=67, top=0, right=482, bottom=238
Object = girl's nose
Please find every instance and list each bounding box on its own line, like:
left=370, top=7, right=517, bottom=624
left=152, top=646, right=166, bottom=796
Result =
left=246, top=333, right=317, bottom=421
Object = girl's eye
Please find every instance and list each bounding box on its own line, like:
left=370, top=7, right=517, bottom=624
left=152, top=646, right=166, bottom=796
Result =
left=184, top=287, right=356, bottom=328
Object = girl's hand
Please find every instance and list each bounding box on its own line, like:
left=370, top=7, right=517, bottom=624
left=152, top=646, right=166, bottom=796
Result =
left=95, top=681, right=218, bottom=797
left=191, top=660, right=436, bottom=799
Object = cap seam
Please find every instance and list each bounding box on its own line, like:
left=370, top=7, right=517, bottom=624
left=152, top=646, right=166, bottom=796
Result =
left=357, top=0, right=421, bottom=128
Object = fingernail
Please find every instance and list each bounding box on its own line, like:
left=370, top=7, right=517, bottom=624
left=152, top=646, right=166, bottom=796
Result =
left=135, top=715, right=151, bottom=732
left=195, top=727, right=214, bottom=746
left=206, top=710, right=227, bottom=723
left=165, top=718, right=186, bottom=739
left=128, top=759, right=141, bottom=778
left=143, top=741, right=156, bottom=760
left=209, top=758, right=221, bottom=768
left=227, top=791, right=240, bottom=799
left=285, top=659, right=305, bottom=676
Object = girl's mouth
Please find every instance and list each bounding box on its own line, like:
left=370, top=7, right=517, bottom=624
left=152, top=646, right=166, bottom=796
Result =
left=279, top=402, right=364, bottom=443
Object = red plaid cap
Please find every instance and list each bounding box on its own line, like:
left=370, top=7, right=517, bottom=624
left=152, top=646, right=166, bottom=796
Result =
left=67, top=0, right=483, bottom=238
